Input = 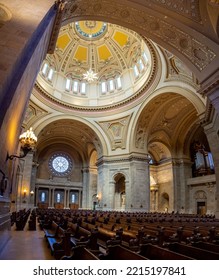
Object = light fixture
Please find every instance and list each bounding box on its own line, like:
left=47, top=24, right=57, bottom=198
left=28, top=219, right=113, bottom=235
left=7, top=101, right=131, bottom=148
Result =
left=83, top=68, right=98, bottom=83
left=30, top=190, right=34, bottom=196
left=6, top=127, right=37, bottom=160
left=83, top=24, right=98, bottom=83
left=23, top=188, right=27, bottom=198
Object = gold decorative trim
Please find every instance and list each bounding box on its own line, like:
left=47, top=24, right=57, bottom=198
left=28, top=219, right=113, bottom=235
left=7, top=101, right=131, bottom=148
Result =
left=35, top=38, right=158, bottom=112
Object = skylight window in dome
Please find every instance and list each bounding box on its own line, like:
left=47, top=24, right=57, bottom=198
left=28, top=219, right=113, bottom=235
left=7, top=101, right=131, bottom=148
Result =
left=42, top=63, right=48, bottom=76
left=142, top=52, right=148, bottom=64
left=109, top=80, right=115, bottom=92
left=116, top=77, right=122, bottom=90
left=138, top=59, right=144, bottom=72
left=133, top=65, right=139, bottom=78
left=81, top=82, right=86, bottom=94
left=73, top=81, right=79, bottom=93
left=66, top=78, right=71, bottom=91
left=101, top=81, right=107, bottom=94
left=48, top=68, right=54, bottom=81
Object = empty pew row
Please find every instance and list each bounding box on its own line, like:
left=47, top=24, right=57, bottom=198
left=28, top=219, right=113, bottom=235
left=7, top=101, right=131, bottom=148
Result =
left=36, top=208, right=219, bottom=259
left=168, top=242, right=219, bottom=260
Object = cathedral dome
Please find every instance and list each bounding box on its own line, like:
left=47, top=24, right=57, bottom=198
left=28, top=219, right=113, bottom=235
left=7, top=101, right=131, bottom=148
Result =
left=35, top=21, right=157, bottom=111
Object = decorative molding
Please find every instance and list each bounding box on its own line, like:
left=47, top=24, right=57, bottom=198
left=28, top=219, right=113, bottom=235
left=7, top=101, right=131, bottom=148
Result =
left=98, top=114, right=132, bottom=150
left=148, top=0, right=202, bottom=23
left=62, top=0, right=216, bottom=72
left=199, top=101, right=215, bottom=126
left=165, top=53, right=200, bottom=89
left=23, top=101, right=48, bottom=127
left=34, top=37, right=157, bottom=112
left=96, top=154, right=150, bottom=166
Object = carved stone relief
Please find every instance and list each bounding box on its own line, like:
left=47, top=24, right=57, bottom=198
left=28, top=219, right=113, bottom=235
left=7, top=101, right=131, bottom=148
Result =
left=23, top=101, right=48, bottom=126
left=194, top=190, right=207, bottom=199
left=98, top=115, right=132, bottom=150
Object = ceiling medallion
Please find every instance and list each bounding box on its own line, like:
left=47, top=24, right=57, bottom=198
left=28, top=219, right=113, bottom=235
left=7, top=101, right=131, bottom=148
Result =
left=83, top=68, right=98, bottom=83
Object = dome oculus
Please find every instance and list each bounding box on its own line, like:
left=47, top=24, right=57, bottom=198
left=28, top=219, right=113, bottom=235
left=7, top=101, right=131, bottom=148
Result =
left=75, top=21, right=107, bottom=40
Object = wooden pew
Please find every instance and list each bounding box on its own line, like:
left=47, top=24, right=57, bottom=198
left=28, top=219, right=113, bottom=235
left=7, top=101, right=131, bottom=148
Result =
left=52, top=230, right=75, bottom=259
left=15, top=209, right=31, bottom=230
left=61, top=245, right=99, bottom=260
left=43, top=221, right=60, bottom=238
left=97, top=227, right=123, bottom=248
left=46, top=226, right=67, bottom=258
left=168, top=242, right=219, bottom=260
left=139, top=244, right=194, bottom=260
left=67, top=222, right=91, bottom=246
left=99, top=245, right=148, bottom=260
left=192, top=241, right=219, bottom=253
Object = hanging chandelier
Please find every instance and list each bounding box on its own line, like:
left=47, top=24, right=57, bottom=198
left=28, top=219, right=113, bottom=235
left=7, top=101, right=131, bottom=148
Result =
left=83, top=68, right=98, bottom=83
left=83, top=22, right=98, bottom=83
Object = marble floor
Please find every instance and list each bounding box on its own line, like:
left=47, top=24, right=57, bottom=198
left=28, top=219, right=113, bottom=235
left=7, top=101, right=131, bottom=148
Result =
left=0, top=221, right=54, bottom=260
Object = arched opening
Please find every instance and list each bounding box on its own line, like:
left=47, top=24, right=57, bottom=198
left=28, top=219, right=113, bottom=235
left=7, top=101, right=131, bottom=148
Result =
left=194, top=191, right=207, bottom=216
left=114, top=173, right=126, bottom=211
left=161, top=192, right=169, bottom=213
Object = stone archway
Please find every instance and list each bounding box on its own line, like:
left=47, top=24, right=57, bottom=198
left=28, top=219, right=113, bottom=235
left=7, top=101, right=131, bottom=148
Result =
left=62, top=0, right=218, bottom=84
left=160, top=192, right=169, bottom=212
left=114, top=173, right=126, bottom=211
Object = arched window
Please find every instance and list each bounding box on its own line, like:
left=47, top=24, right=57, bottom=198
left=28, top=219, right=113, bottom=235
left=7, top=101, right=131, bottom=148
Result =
left=41, top=192, right=46, bottom=202
left=71, top=193, right=76, bottom=203
left=57, top=193, right=61, bottom=203
left=101, top=81, right=107, bottom=94
left=133, top=65, right=139, bottom=78
left=42, top=63, right=49, bottom=76
left=138, top=58, right=144, bottom=72
left=65, top=78, right=71, bottom=91
left=116, top=76, right=122, bottom=90
left=73, top=80, right=79, bottom=93
left=81, top=82, right=86, bottom=94
left=109, top=79, right=115, bottom=92
left=47, top=68, right=54, bottom=81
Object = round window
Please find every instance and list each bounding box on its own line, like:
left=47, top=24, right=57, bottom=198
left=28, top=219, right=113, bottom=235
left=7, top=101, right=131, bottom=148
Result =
left=49, top=154, right=72, bottom=176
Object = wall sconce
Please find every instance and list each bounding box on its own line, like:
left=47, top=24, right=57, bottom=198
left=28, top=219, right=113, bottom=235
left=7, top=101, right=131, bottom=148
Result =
left=96, top=194, right=100, bottom=202
left=30, top=190, right=34, bottom=196
left=23, top=188, right=27, bottom=198
left=6, top=127, right=37, bottom=160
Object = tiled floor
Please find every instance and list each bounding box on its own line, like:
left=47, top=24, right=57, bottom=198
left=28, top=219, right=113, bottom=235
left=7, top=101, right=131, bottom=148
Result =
left=0, top=222, right=54, bottom=260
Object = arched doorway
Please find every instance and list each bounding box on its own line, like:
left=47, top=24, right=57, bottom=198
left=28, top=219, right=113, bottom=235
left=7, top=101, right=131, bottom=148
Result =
left=194, top=190, right=207, bottom=215
left=161, top=192, right=169, bottom=212
left=114, top=173, right=126, bottom=211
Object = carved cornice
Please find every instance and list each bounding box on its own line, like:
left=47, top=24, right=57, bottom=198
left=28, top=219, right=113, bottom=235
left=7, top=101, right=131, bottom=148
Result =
left=62, top=0, right=216, bottom=73
left=199, top=101, right=215, bottom=126
left=199, top=75, right=219, bottom=97
left=96, top=154, right=150, bottom=166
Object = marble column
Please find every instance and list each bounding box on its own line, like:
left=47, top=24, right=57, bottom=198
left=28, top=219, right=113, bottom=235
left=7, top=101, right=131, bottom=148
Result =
left=81, top=168, right=89, bottom=208
left=172, top=159, right=191, bottom=212
left=97, top=155, right=150, bottom=212
left=150, top=184, right=159, bottom=212
left=18, top=152, right=34, bottom=209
